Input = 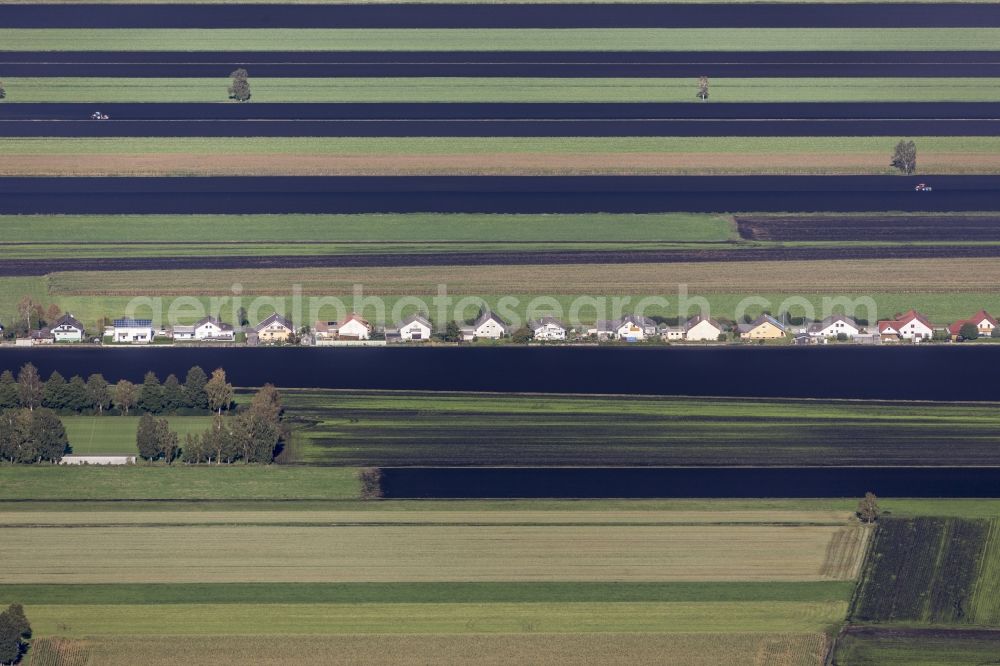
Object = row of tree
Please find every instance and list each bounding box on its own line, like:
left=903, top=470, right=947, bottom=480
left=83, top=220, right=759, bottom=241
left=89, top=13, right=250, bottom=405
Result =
left=0, top=604, right=30, bottom=666
left=0, top=408, right=68, bottom=464
left=0, top=364, right=234, bottom=416
left=137, top=384, right=285, bottom=464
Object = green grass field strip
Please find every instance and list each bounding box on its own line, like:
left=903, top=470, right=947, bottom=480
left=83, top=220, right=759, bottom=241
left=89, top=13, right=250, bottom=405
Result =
left=15, top=601, right=849, bottom=635
left=0, top=581, right=854, bottom=605
left=6, top=281, right=1000, bottom=331
left=62, top=415, right=213, bottom=455
left=0, top=466, right=360, bottom=500
left=0, top=213, right=735, bottom=244
left=7, top=137, right=999, bottom=156
left=1, top=29, right=997, bottom=51
left=5, top=77, right=1000, bottom=102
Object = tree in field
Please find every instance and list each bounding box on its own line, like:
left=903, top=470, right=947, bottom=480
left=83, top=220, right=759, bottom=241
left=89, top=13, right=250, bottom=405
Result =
left=697, top=76, right=709, bottom=101
left=856, top=491, right=881, bottom=523
left=959, top=322, right=979, bottom=341
left=161, top=374, right=185, bottom=413
left=205, top=414, right=234, bottom=463
left=0, top=410, right=28, bottom=463
left=16, top=364, right=43, bottom=411
left=156, top=418, right=179, bottom=464
left=182, top=431, right=209, bottom=464
left=138, top=371, right=163, bottom=414
left=230, top=410, right=281, bottom=463
left=16, top=296, right=35, bottom=331
left=358, top=467, right=383, bottom=499
left=237, top=307, right=249, bottom=327
left=0, top=371, right=17, bottom=410
left=31, top=409, right=69, bottom=462
left=0, top=81, right=5, bottom=100
left=44, top=304, right=61, bottom=327
left=113, top=379, right=138, bottom=415
left=0, top=602, right=30, bottom=666
left=0, top=408, right=68, bottom=463
left=184, top=366, right=209, bottom=411
left=136, top=413, right=160, bottom=460
left=890, top=139, right=917, bottom=174
left=64, top=375, right=90, bottom=413
left=42, top=371, right=67, bottom=410
left=249, top=383, right=283, bottom=423
left=205, top=368, right=233, bottom=415
left=441, top=321, right=461, bottom=342
left=86, top=374, right=111, bottom=414
left=228, top=68, right=251, bottom=102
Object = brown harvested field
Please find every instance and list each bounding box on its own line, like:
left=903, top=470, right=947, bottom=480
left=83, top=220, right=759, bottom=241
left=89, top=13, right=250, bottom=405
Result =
left=2, top=524, right=852, bottom=583
left=26, top=633, right=830, bottom=666
left=7, top=152, right=1000, bottom=176
left=0, top=509, right=852, bottom=526
left=48, top=257, right=1000, bottom=296
left=738, top=214, right=1000, bottom=242
left=819, top=525, right=871, bottom=580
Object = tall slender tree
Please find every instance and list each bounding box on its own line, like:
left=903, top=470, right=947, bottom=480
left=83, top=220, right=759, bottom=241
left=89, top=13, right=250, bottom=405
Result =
left=42, top=371, right=68, bottom=410
left=184, top=366, right=209, bottom=410
left=86, top=374, right=111, bottom=414
left=0, top=371, right=17, bottom=409
left=205, top=368, right=234, bottom=415
left=138, top=371, right=164, bottom=414
left=16, top=363, right=43, bottom=411
left=113, top=379, right=138, bottom=415
left=161, top=374, right=185, bottom=413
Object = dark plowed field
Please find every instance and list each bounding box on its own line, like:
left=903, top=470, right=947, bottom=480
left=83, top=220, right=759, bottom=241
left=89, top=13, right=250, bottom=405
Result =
left=10, top=243, right=1000, bottom=276
left=738, top=214, right=1000, bottom=242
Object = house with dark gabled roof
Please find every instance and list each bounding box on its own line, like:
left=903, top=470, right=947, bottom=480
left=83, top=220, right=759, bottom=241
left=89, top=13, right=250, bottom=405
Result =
left=461, top=310, right=509, bottom=341
left=51, top=314, right=85, bottom=342
left=948, top=310, right=997, bottom=340
left=254, top=313, right=294, bottom=344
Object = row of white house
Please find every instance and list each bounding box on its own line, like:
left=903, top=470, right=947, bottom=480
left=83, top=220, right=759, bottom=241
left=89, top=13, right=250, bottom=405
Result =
left=15, top=308, right=997, bottom=346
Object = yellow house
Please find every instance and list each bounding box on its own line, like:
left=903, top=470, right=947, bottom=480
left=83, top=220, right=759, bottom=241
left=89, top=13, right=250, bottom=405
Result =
left=738, top=315, right=787, bottom=340
left=254, top=313, right=294, bottom=344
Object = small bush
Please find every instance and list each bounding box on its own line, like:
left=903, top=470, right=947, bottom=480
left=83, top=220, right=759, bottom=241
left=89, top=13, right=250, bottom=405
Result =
left=358, top=467, right=383, bottom=499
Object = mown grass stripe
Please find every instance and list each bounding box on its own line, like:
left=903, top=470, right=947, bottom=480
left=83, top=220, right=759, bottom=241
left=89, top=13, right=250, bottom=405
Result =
left=0, top=28, right=998, bottom=51
left=0, top=581, right=855, bottom=605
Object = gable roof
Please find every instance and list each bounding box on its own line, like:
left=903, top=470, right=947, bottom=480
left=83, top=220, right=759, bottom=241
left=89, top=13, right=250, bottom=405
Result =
left=194, top=316, right=233, bottom=332
left=948, top=310, right=998, bottom=336
left=807, top=314, right=860, bottom=334
left=618, top=314, right=657, bottom=330
left=684, top=314, right=723, bottom=332
left=399, top=313, right=432, bottom=329
left=113, top=318, right=152, bottom=328
left=878, top=309, right=933, bottom=334
left=473, top=310, right=509, bottom=331
left=529, top=316, right=566, bottom=331
left=340, top=313, right=372, bottom=330
left=740, top=314, right=786, bottom=333
left=254, top=313, right=293, bottom=333
left=53, top=313, right=84, bottom=331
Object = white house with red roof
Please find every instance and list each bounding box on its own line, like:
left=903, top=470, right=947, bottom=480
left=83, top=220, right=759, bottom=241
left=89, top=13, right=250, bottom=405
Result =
left=877, top=310, right=934, bottom=342
left=948, top=310, right=997, bottom=340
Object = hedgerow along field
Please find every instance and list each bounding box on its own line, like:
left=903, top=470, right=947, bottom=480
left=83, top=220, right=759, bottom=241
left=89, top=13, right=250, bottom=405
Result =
left=282, top=390, right=1000, bottom=466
